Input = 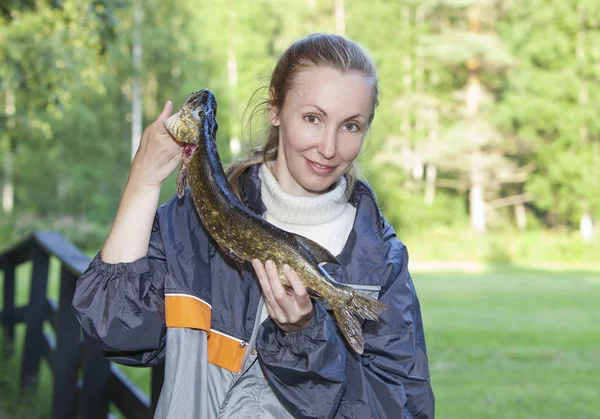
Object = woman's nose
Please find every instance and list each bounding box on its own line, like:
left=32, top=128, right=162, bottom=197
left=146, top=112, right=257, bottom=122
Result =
left=317, top=129, right=337, bottom=159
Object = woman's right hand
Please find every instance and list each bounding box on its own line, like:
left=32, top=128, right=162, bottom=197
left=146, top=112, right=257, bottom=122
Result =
left=128, top=100, right=184, bottom=188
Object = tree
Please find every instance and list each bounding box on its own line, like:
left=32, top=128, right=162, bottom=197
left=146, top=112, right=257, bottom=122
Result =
left=496, top=0, right=600, bottom=238
left=0, top=0, right=112, bottom=214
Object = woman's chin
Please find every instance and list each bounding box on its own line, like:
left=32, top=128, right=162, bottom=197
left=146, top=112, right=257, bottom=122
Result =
left=297, top=176, right=338, bottom=196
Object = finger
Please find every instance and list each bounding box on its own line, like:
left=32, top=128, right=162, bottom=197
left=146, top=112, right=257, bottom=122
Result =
left=283, top=264, right=311, bottom=309
left=253, top=259, right=286, bottom=318
left=266, top=260, right=292, bottom=307
left=157, top=100, right=173, bottom=121
left=264, top=298, right=286, bottom=325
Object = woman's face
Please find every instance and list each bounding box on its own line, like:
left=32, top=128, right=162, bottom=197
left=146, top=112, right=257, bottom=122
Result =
left=270, top=66, right=373, bottom=196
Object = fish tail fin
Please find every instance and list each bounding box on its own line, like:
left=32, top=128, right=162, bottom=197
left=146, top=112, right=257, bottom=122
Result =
left=331, top=303, right=365, bottom=354
left=330, top=287, right=387, bottom=354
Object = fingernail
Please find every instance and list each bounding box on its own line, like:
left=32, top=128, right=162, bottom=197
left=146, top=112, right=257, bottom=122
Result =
left=265, top=260, right=272, bottom=269
left=283, top=264, right=291, bottom=272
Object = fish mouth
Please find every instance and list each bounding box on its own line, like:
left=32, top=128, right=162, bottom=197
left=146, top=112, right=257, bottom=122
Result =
left=186, top=89, right=217, bottom=117
left=186, top=89, right=209, bottom=108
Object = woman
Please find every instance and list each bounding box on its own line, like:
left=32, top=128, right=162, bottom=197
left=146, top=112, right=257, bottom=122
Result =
left=73, top=33, right=435, bottom=418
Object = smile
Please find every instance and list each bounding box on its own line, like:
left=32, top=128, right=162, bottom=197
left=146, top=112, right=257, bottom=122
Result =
left=307, top=159, right=335, bottom=175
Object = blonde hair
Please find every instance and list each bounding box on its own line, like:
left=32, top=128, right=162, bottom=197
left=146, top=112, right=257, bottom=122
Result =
left=227, top=33, right=379, bottom=199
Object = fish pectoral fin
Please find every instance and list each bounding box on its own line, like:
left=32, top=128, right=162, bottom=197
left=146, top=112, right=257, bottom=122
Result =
left=176, top=164, right=188, bottom=199
left=216, top=241, right=246, bottom=265
left=293, top=233, right=340, bottom=265
left=163, top=109, right=197, bottom=143
left=305, top=287, right=325, bottom=300
left=163, top=111, right=182, bottom=138
left=280, top=281, right=322, bottom=299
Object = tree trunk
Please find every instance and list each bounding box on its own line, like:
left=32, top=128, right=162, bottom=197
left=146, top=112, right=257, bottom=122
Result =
left=412, top=155, right=424, bottom=180
left=470, top=180, right=486, bottom=232
left=576, top=4, right=593, bottom=242
left=2, top=148, right=14, bottom=214
left=580, top=212, right=593, bottom=242
left=424, top=164, right=437, bottom=206
left=400, top=6, right=412, bottom=184
left=130, top=0, right=144, bottom=161
left=424, top=107, right=439, bottom=205
left=2, top=89, right=15, bottom=214
left=515, top=203, right=527, bottom=230
left=227, top=42, right=241, bottom=156
left=335, top=0, right=345, bottom=35
left=413, top=5, right=426, bottom=184
left=466, top=6, right=486, bottom=232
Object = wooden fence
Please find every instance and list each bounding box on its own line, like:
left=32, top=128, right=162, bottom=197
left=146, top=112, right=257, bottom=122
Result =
left=0, top=232, right=164, bottom=418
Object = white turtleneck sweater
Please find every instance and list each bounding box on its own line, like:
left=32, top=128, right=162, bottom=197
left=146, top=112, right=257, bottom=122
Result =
left=257, top=163, right=357, bottom=323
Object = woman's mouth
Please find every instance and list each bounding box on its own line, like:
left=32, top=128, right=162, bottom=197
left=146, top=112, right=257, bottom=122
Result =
left=307, top=159, right=335, bottom=175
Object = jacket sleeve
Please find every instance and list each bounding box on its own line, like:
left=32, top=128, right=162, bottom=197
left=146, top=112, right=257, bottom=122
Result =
left=256, top=231, right=434, bottom=419
left=257, top=301, right=347, bottom=419
left=336, top=243, right=435, bottom=419
left=72, top=213, right=167, bottom=367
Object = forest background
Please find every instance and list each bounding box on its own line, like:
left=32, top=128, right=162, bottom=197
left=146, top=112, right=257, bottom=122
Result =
left=1, top=1, right=600, bottom=418
left=1, top=0, right=600, bottom=265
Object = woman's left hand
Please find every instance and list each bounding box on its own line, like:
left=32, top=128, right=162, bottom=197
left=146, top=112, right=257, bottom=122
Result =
left=252, top=259, right=314, bottom=334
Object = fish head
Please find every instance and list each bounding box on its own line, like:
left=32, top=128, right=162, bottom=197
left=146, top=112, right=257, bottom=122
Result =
left=163, top=89, right=216, bottom=145
left=163, top=89, right=219, bottom=198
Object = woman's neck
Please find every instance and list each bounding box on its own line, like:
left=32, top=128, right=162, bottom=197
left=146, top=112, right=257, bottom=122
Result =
left=258, top=163, right=348, bottom=226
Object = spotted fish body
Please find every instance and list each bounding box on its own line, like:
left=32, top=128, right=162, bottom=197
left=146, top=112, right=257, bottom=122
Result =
left=163, top=89, right=386, bottom=354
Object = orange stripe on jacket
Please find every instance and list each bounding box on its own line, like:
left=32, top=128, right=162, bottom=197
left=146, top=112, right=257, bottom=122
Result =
left=165, top=294, right=247, bottom=373
left=165, top=294, right=211, bottom=330
left=207, top=331, right=247, bottom=373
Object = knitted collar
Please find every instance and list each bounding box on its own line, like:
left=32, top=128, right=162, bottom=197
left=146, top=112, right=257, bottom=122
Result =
left=257, top=163, right=348, bottom=226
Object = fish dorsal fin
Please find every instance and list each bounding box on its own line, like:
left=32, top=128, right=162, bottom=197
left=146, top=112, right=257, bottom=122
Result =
left=292, top=233, right=340, bottom=266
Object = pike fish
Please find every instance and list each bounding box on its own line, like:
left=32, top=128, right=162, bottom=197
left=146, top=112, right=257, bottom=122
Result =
left=163, top=89, right=386, bottom=354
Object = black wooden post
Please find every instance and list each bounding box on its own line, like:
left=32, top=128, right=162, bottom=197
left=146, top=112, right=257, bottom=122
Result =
left=20, top=245, right=50, bottom=392
left=81, top=344, right=111, bottom=419
left=151, top=363, right=165, bottom=413
left=51, top=266, right=81, bottom=419
left=1, top=256, right=16, bottom=346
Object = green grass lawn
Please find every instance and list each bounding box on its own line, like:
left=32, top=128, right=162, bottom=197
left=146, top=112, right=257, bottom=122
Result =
left=414, top=266, right=600, bottom=419
left=1, top=260, right=599, bottom=418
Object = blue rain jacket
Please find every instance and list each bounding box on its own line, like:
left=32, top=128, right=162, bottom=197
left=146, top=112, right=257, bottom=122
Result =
left=72, top=164, right=435, bottom=418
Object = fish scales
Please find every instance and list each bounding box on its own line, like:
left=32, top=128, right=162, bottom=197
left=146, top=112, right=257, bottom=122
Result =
left=163, top=89, right=387, bottom=354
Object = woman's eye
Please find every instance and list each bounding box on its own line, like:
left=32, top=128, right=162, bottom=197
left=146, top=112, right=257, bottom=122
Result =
left=304, top=114, right=319, bottom=124
left=344, top=123, right=359, bottom=132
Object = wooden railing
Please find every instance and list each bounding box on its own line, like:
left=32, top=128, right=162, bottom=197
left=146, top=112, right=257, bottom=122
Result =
left=0, top=232, right=164, bottom=419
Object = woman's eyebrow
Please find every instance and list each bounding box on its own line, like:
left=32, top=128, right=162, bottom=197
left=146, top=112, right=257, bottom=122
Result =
left=344, top=113, right=365, bottom=121
left=304, top=104, right=365, bottom=121
left=305, top=104, right=328, bottom=116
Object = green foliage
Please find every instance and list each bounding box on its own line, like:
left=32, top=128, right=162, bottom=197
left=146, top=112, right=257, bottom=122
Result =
left=403, top=226, right=600, bottom=264
left=365, top=163, right=469, bottom=235
left=496, top=0, right=600, bottom=227
left=1, top=0, right=599, bottom=259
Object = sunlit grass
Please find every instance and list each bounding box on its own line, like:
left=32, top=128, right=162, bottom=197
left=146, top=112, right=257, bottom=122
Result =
left=413, top=267, right=600, bottom=419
